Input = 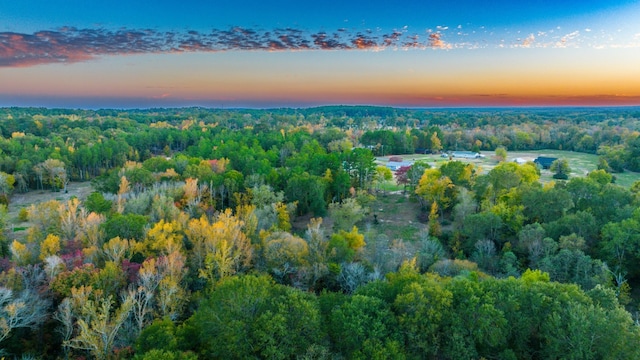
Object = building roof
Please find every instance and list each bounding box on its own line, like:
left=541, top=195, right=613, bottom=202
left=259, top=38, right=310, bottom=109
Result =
left=533, top=156, right=558, bottom=168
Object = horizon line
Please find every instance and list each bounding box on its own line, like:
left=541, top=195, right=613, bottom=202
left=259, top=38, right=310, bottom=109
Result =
left=2, top=104, right=640, bottom=112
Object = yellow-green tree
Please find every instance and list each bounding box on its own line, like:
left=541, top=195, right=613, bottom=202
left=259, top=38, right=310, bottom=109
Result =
left=144, top=220, right=183, bottom=255
left=430, top=132, right=443, bottom=154
left=416, top=168, right=454, bottom=214
left=39, top=234, right=61, bottom=261
left=428, top=202, right=441, bottom=237
left=262, top=231, right=309, bottom=283
left=186, top=210, right=253, bottom=283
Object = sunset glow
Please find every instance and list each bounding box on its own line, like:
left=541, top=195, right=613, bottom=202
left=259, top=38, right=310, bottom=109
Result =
left=1, top=1, right=639, bottom=108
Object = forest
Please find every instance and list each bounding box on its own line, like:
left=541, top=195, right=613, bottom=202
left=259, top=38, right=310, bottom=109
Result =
left=0, top=106, right=640, bottom=359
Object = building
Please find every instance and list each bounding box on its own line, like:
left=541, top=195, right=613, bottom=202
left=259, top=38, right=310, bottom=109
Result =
left=533, top=156, right=558, bottom=169
left=451, top=151, right=484, bottom=159
left=386, top=161, right=413, bottom=171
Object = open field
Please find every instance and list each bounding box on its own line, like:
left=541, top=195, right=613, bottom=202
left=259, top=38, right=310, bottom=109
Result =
left=377, top=150, right=640, bottom=188
left=368, top=193, right=426, bottom=242
left=6, top=182, right=94, bottom=241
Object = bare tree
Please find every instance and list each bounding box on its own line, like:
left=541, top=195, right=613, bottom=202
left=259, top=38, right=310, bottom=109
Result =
left=65, top=294, right=134, bottom=360
left=60, top=198, right=81, bottom=242
left=0, top=287, right=49, bottom=344
left=128, top=258, right=162, bottom=333
left=54, top=298, right=74, bottom=359
left=337, top=262, right=370, bottom=294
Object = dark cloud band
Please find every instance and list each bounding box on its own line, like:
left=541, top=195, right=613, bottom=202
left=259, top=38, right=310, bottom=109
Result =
left=0, top=26, right=450, bottom=67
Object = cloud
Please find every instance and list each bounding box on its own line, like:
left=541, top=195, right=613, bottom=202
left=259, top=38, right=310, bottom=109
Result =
left=428, top=32, right=451, bottom=49
left=516, top=33, right=535, bottom=48
left=0, top=28, right=170, bottom=67
left=555, top=30, right=580, bottom=48
left=5, top=26, right=454, bottom=67
left=2, top=25, right=636, bottom=67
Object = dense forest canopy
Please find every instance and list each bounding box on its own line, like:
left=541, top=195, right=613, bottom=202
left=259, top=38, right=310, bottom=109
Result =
left=0, top=106, right=640, bottom=359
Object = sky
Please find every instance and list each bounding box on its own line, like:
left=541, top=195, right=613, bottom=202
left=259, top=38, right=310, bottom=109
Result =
left=1, top=0, right=640, bottom=108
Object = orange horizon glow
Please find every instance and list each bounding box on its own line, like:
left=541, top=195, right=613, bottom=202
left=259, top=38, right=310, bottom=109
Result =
left=1, top=47, right=639, bottom=108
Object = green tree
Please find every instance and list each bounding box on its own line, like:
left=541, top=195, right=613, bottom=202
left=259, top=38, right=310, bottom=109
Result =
left=103, top=213, right=148, bottom=241
left=550, top=158, right=571, bottom=180
left=135, top=317, right=179, bottom=354
left=600, top=209, right=640, bottom=279
left=495, top=146, right=507, bottom=162
left=344, top=148, right=376, bottom=190
left=394, top=277, right=452, bottom=357
left=329, top=295, right=401, bottom=359
left=184, top=275, right=325, bottom=359
left=328, top=198, right=364, bottom=232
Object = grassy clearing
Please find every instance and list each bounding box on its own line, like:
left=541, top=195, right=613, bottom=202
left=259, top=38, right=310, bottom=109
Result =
left=6, top=182, right=94, bottom=241
left=499, top=150, right=640, bottom=187
left=367, top=193, right=427, bottom=242
left=379, top=150, right=640, bottom=188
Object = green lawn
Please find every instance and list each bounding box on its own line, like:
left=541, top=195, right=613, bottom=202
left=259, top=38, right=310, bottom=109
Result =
left=380, top=150, right=640, bottom=188
left=498, top=150, right=640, bottom=187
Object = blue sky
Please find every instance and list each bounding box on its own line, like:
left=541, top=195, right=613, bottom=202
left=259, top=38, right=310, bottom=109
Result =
left=1, top=0, right=639, bottom=107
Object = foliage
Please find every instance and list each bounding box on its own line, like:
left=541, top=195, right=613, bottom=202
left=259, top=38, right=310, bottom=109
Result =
left=551, top=158, right=571, bottom=179
left=1, top=107, right=640, bottom=358
left=184, top=275, right=325, bottom=359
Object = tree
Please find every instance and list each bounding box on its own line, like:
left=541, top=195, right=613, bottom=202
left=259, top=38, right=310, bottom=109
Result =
left=428, top=201, right=441, bottom=237
left=521, top=184, right=574, bottom=224
left=184, top=275, right=324, bottom=359
left=439, top=160, right=475, bottom=188
left=116, top=176, right=130, bottom=214
left=39, top=233, right=61, bottom=260
left=285, top=172, right=327, bottom=216
left=600, top=210, right=640, bottom=279
left=38, top=158, right=67, bottom=191
left=0, top=287, right=49, bottom=345
left=328, top=198, right=364, bottom=232
left=144, top=220, right=183, bottom=256
left=262, top=231, right=309, bottom=284
left=327, top=227, right=366, bottom=263
left=66, top=292, right=134, bottom=360
left=406, top=161, right=430, bottom=193
left=430, top=132, right=443, bottom=154
left=186, top=210, right=252, bottom=283
left=344, top=148, right=376, bottom=190
left=0, top=171, right=15, bottom=203
left=393, top=276, right=452, bottom=357
left=128, top=258, right=162, bottom=334
left=486, top=161, right=539, bottom=195
left=85, top=192, right=113, bottom=214
left=59, top=198, right=82, bottom=242
left=495, top=147, right=507, bottom=162
left=550, top=158, right=571, bottom=180
left=103, top=213, right=147, bottom=242
left=329, top=294, right=400, bottom=359
left=462, top=212, right=502, bottom=251
left=416, top=168, right=454, bottom=213
left=374, top=165, right=393, bottom=194
left=134, top=317, right=179, bottom=354
left=394, top=165, right=411, bottom=193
